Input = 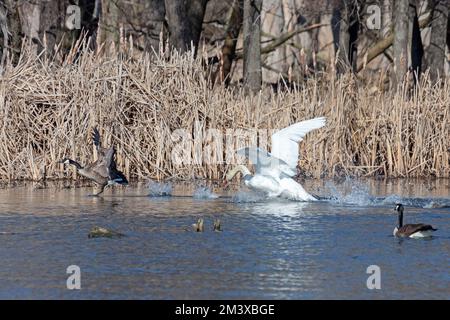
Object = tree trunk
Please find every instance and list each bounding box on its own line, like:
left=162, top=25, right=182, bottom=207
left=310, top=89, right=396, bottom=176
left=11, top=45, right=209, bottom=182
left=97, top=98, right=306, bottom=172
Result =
left=392, top=0, right=409, bottom=87
left=332, top=1, right=358, bottom=74
left=382, top=0, right=392, bottom=38
left=165, top=0, right=207, bottom=53
left=220, top=0, right=243, bottom=85
left=79, top=0, right=100, bottom=45
left=409, top=2, right=423, bottom=82
left=426, top=0, right=449, bottom=81
left=337, top=2, right=350, bottom=72
left=0, top=0, right=22, bottom=65
left=356, top=13, right=432, bottom=73
left=39, top=0, right=68, bottom=56
left=98, top=0, right=120, bottom=52
left=187, top=0, right=208, bottom=51
left=348, top=4, right=359, bottom=72
left=144, top=0, right=166, bottom=52
left=243, top=0, right=262, bottom=93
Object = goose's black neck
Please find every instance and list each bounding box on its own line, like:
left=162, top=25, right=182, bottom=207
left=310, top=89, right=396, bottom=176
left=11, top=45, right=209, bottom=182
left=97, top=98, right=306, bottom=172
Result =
left=398, top=209, right=403, bottom=228
left=67, top=159, right=82, bottom=170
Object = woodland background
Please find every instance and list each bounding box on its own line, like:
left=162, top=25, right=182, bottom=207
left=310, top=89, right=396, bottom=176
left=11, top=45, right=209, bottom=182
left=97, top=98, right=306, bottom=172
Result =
left=0, top=0, right=448, bottom=183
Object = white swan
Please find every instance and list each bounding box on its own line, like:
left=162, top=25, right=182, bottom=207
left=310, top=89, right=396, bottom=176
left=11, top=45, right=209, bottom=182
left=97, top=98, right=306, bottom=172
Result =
left=225, top=117, right=326, bottom=201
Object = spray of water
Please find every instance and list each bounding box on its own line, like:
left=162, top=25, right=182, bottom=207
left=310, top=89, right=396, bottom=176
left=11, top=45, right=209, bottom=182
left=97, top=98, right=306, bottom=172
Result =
left=231, top=190, right=267, bottom=203
left=324, top=178, right=376, bottom=206
left=322, top=178, right=449, bottom=208
left=193, top=186, right=219, bottom=199
left=147, top=180, right=173, bottom=197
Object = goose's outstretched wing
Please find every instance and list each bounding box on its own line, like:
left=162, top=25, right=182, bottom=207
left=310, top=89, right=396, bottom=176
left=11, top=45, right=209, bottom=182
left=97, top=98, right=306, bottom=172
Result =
left=104, top=147, right=128, bottom=185
left=92, top=128, right=102, bottom=151
left=270, top=117, right=326, bottom=176
left=89, top=147, right=114, bottom=179
left=92, top=128, right=119, bottom=167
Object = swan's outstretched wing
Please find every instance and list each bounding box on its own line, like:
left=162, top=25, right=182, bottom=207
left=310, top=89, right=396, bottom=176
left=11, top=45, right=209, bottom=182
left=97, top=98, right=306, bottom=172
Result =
left=236, top=147, right=291, bottom=177
left=270, top=117, right=326, bottom=175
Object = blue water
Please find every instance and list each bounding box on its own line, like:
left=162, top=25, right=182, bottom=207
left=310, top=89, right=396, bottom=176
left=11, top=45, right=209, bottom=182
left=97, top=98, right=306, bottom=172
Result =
left=0, top=181, right=449, bottom=299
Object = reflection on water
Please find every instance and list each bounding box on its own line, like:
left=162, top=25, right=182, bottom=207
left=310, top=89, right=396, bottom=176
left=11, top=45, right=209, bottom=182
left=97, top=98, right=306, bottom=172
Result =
left=0, top=179, right=449, bottom=299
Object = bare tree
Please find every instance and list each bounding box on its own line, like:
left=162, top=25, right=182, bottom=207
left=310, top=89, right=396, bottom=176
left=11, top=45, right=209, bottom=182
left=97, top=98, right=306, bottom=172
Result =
left=409, top=1, right=423, bottom=81
left=98, top=0, right=120, bottom=51
left=144, top=0, right=166, bottom=52
left=219, top=0, right=243, bottom=85
left=0, top=0, right=21, bottom=65
left=333, top=2, right=350, bottom=71
left=393, top=0, right=409, bottom=87
left=332, top=1, right=359, bottom=74
left=425, top=0, right=449, bottom=81
left=243, top=0, right=262, bottom=92
left=165, top=0, right=208, bottom=53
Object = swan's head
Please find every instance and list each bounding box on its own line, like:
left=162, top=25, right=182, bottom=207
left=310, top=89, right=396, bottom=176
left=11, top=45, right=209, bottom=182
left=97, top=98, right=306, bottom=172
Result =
left=225, top=165, right=251, bottom=181
left=223, top=165, right=251, bottom=187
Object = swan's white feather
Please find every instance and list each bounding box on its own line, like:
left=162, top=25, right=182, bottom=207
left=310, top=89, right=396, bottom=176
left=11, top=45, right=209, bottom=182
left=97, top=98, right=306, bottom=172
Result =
left=232, top=117, right=326, bottom=201
left=278, top=178, right=317, bottom=201
left=236, top=147, right=291, bottom=177
left=271, top=117, right=326, bottom=172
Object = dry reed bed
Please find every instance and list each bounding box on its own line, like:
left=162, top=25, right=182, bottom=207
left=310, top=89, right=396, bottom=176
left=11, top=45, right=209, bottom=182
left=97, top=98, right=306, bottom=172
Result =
left=0, top=49, right=448, bottom=182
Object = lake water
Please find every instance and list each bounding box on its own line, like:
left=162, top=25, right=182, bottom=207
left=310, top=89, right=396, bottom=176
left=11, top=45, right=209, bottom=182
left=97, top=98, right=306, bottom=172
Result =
left=0, top=179, right=449, bottom=299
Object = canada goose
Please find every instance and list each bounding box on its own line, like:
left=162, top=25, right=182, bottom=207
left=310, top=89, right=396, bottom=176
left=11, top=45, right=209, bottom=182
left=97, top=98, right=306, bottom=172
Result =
left=213, top=218, right=222, bottom=232
left=393, top=204, right=437, bottom=238
left=192, top=218, right=204, bottom=232
left=225, top=117, right=326, bottom=201
left=60, top=128, right=128, bottom=196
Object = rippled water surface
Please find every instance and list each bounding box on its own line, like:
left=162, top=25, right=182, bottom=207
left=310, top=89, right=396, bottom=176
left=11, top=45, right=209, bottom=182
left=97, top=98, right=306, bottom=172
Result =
left=0, top=180, right=449, bottom=299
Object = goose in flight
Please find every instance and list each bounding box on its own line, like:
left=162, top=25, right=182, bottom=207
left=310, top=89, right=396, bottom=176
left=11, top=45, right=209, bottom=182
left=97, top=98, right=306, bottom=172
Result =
left=393, top=204, right=437, bottom=238
left=225, top=117, right=326, bottom=201
left=60, top=128, right=128, bottom=196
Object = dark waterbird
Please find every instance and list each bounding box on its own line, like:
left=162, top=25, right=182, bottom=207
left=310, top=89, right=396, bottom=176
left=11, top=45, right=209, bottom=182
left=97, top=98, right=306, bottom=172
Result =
left=60, top=128, right=128, bottom=196
left=393, top=204, right=437, bottom=238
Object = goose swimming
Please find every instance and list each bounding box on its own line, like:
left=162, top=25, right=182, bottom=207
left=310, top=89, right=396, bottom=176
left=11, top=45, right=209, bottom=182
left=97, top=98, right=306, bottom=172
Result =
left=393, top=204, right=437, bottom=238
left=60, top=128, right=128, bottom=196
left=225, top=117, right=326, bottom=201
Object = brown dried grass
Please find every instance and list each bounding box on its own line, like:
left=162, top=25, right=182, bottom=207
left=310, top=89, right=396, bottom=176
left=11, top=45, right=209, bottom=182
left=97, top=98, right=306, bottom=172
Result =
left=0, top=45, right=448, bottom=183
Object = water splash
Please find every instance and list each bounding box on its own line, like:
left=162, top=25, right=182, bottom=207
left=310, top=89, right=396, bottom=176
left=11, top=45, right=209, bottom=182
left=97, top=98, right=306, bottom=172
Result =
left=324, top=179, right=376, bottom=206
left=382, top=195, right=450, bottom=209
left=147, top=180, right=172, bottom=197
left=322, top=178, right=450, bottom=209
left=193, top=186, right=219, bottom=199
left=231, top=190, right=267, bottom=203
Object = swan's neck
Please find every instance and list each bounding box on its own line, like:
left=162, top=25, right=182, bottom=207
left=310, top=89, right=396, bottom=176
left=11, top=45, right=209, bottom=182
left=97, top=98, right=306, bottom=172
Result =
left=226, top=165, right=251, bottom=181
